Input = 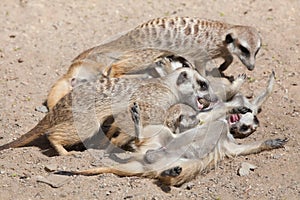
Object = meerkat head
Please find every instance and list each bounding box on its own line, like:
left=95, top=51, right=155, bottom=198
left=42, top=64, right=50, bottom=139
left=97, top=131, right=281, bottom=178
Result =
left=228, top=71, right=275, bottom=138
left=228, top=107, right=260, bottom=139
left=69, top=61, right=104, bottom=88
left=171, top=68, right=218, bottom=112
left=224, top=26, right=262, bottom=71
left=164, top=104, right=199, bottom=134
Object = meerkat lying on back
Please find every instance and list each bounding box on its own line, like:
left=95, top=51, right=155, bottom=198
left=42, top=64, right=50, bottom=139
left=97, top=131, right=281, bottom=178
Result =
left=47, top=16, right=261, bottom=109
left=63, top=92, right=287, bottom=187
left=0, top=68, right=217, bottom=156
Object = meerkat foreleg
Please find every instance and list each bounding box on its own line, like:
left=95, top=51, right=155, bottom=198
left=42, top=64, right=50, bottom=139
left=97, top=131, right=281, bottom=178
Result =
left=130, top=102, right=142, bottom=139
left=219, top=54, right=233, bottom=72
left=224, top=137, right=288, bottom=157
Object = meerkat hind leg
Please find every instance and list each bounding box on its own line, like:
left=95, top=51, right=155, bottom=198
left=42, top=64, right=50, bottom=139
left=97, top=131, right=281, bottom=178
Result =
left=47, top=131, right=80, bottom=156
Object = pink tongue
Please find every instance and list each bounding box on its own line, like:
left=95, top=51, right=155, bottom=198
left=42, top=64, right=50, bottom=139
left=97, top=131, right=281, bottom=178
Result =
left=230, top=114, right=240, bottom=123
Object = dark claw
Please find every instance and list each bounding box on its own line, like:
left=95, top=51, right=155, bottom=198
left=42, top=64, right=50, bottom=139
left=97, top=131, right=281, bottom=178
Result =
left=265, top=138, right=288, bottom=149
left=237, top=73, right=247, bottom=80
left=161, top=166, right=182, bottom=177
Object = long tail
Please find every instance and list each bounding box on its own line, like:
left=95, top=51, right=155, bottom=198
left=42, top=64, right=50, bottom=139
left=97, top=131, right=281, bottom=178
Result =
left=0, top=115, right=50, bottom=150
left=57, top=160, right=149, bottom=178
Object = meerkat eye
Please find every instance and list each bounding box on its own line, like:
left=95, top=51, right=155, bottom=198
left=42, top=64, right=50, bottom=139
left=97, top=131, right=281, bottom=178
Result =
left=225, top=33, right=234, bottom=44
left=240, top=124, right=249, bottom=132
left=181, top=61, right=190, bottom=68
left=166, top=55, right=175, bottom=62
left=197, top=80, right=208, bottom=90
left=253, top=116, right=259, bottom=124
left=176, top=56, right=191, bottom=68
left=239, top=45, right=250, bottom=56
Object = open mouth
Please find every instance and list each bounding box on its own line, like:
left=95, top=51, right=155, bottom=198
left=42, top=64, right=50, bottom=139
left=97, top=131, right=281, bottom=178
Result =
left=228, top=114, right=240, bottom=125
left=196, top=97, right=212, bottom=111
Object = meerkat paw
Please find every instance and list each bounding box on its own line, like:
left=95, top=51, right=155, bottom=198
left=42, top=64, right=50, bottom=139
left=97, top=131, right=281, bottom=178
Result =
left=160, top=166, right=182, bottom=177
left=237, top=73, right=247, bottom=80
left=144, top=149, right=163, bottom=164
left=263, top=138, right=288, bottom=150
left=233, top=73, right=247, bottom=85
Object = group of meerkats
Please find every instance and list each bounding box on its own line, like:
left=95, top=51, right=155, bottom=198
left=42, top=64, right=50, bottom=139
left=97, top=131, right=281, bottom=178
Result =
left=1, top=17, right=287, bottom=186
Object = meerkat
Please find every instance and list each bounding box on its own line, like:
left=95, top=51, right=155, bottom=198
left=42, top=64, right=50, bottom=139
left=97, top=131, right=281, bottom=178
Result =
left=62, top=100, right=287, bottom=187
left=47, top=49, right=194, bottom=110
left=164, top=103, right=200, bottom=134
left=47, top=16, right=261, bottom=109
left=75, top=16, right=261, bottom=73
left=0, top=68, right=217, bottom=156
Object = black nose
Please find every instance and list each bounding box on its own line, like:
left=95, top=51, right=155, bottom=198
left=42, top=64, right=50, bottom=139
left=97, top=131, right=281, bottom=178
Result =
left=247, top=64, right=255, bottom=71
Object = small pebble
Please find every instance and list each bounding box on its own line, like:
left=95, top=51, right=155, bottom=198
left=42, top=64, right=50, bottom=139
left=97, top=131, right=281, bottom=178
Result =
left=185, top=182, right=195, bottom=190
left=238, top=162, right=257, bottom=176
left=44, top=164, right=58, bottom=172
left=35, top=105, right=49, bottom=113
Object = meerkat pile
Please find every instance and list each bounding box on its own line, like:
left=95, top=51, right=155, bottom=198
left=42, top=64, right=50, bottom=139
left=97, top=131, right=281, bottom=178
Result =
left=0, top=17, right=287, bottom=186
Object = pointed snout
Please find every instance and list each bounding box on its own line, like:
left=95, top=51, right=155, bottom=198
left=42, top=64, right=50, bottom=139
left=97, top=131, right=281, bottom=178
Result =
left=246, top=63, right=255, bottom=71
left=245, top=57, right=255, bottom=71
left=203, top=93, right=218, bottom=103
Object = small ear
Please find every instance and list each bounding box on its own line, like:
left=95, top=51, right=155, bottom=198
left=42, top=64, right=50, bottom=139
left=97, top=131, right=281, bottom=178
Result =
left=225, top=33, right=234, bottom=44
left=176, top=71, right=188, bottom=85
left=71, top=78, right=77, bottom=87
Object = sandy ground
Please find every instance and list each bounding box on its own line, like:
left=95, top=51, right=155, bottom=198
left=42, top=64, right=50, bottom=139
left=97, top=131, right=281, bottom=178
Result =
left=0, top=0, right=299, bottom=199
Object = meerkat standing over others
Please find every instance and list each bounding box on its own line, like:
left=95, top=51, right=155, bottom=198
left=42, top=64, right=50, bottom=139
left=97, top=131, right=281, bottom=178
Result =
left=47, top=16, right=261, bottom=109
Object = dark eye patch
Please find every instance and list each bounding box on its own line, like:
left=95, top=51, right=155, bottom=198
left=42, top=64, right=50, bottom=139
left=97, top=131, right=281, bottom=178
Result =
left=239, top=45, right=250, bottom=56
left=166, top=55, right=175, bottom=62
left=166, top=55, right=191, bottom=68
left=197, top=80, right=208, bottom=90
left=253, top=116, right=259, bottom=125
left=240, top=124, right=249, bottom=132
